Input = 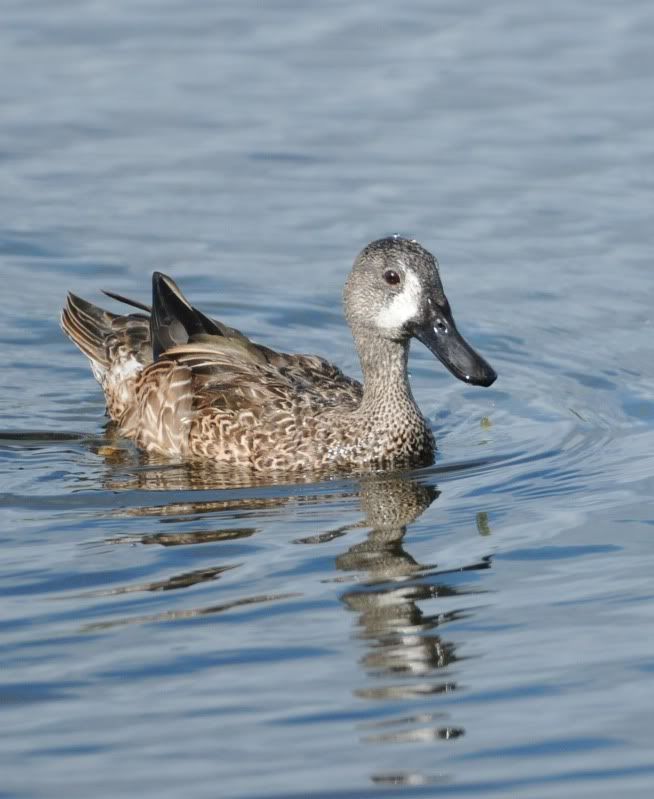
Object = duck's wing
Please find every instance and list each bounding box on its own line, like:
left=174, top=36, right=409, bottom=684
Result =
left=150, top=272, right=362, bottom=413
left=162, top=341, right=362, bottom=415
left=267, top=351, right=363, bottom=408
left=150, top=272, right=257, bottom=360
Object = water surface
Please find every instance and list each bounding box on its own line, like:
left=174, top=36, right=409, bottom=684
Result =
left=1, top=1, right=654, bottom=797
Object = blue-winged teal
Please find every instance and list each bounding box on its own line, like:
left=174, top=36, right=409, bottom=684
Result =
left=61, top=237, right=496, bottom=471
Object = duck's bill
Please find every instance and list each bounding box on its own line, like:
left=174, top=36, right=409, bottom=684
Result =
left=414, top=308, right=497, bottom=387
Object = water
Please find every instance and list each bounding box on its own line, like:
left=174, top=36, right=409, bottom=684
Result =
left=1, top=1, right=654, bottom=797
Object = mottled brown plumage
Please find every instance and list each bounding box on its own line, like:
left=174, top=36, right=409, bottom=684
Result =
left=61, top=237, right=496, bottom=472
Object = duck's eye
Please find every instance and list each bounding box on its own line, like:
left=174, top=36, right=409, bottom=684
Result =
left=383, top=269, right=400, bottom=286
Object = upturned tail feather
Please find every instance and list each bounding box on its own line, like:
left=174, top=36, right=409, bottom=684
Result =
left=61, top=292, right=119, bottom=369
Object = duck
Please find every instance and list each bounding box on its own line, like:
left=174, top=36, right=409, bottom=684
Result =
left=61, top=236, right=496, bottom=472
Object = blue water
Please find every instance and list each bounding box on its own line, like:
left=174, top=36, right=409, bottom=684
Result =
left=1, top=1, right=654, bottom=797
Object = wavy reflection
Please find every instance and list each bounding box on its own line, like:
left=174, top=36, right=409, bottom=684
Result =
left=82, top=592, right=299, bottom=632
left=91, top=443, right=491, bottom=759
left=327, top=475, right=492, bottom=753
left=107, top=527, right=257, bottom=547
left=69, top=564, right=240, bottom=598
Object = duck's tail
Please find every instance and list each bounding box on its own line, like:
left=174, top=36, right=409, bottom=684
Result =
left=61, top=293, right=153, bottom=420
left=61, top=273, right=260, bottom=425
left=61, top=293, right=118, bottom=372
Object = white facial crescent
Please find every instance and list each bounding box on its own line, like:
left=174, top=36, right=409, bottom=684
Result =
left=376, top=270, right=421, bottom=329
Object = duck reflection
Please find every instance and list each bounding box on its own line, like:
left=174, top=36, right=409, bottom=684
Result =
left=93, top=440, right=491, bottom=753
left=327, top=476, right=491, bottom=748
left=87, top=440, right=308, bottom=625
left=336, top=478, right=438, bottom=579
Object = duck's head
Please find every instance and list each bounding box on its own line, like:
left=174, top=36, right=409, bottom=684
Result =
left=344, top=237, right=497, bottom=387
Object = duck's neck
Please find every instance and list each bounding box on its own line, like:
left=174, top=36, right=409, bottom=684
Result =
left=355, top=332, right=418, bottom=416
